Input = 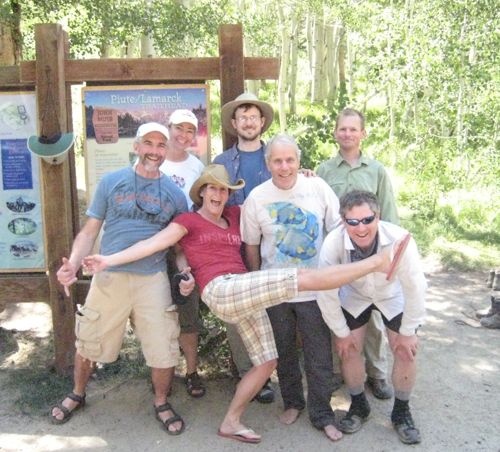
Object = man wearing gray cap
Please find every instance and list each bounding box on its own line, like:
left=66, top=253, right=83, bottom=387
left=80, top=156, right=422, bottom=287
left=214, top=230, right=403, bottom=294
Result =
left=52, top=122, right=188, bottom=435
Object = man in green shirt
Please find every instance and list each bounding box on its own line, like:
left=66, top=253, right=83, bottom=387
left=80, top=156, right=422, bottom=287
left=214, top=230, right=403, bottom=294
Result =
left=317, top=108, right=399, bottom=399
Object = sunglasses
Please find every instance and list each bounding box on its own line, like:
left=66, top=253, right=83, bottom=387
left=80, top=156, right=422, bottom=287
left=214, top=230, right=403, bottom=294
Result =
left=344, top=215, right=376, bottom=226
left=134, top=169, right=162, bottom=216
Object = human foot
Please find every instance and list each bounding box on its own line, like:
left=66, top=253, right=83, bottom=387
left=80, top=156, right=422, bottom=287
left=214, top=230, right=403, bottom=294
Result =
left=217, top=427, right=261, bottom=444
left=279, top=407, right=302, bottom=425
left=154, top=402, right=185, bottom=435
left=324, top=424, right=343, bottom=441
left=185, top=371, right=206, bottom=398
left=50, top=392, right=86, bottom=424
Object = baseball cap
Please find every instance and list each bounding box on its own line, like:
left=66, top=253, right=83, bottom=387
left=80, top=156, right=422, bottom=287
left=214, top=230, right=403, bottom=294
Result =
left=136, top=122, right=169, bottom=140
left=168, top=109, right=198, bottom=130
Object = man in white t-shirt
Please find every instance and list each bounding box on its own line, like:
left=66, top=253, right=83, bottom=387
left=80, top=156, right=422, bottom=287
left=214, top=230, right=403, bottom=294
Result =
left=241, top=134, right=344, bottom=442
left=160, top=109, right=206, bottom=398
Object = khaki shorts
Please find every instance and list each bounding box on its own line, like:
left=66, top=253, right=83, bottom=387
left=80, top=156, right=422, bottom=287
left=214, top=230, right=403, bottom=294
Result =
left=202, top=268, right=297, bottom=365
left=75, top=271, right=180, bottom=369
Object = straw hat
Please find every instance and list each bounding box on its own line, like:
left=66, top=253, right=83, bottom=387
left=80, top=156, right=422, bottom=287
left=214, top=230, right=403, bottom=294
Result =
left=189, top=164, right=245, bottom=207
left=221, top=92, right=274, bottom=137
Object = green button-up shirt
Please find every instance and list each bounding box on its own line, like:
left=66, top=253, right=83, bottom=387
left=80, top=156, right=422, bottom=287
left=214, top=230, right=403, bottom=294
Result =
left=316, top=153, right=399, bottom=225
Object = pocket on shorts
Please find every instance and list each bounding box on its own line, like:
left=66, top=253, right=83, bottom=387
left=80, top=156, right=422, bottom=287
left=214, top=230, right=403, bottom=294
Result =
left=75, top=306, right=101, bottom=359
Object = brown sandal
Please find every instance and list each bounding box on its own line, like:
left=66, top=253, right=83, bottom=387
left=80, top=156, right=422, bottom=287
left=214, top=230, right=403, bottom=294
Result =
left=155, top=402, right=185, bottom=435
left=185, top=372, right=206, bottom=398
left=50, top=392, right=86, bottom=424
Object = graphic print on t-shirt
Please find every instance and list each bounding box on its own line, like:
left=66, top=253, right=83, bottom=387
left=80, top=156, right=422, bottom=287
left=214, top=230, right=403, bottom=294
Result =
left=267, top=201, right=319, bottom=262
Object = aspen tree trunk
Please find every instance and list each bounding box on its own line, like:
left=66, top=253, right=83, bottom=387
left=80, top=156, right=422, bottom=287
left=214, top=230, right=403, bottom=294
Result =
left=326, top=22, right=342, bottom=107
left=289, top=14, right=299, bottom=115
left=277, top=4, right=290, bottom=131
left=386, top=0, right=396, bottom=141
left=311, top=13, right=326, bottom=102
left=0, top=1, right=21, bottom=65
left=337, top=30, right=347, bottom=109
left=346, top=30, right=354, bottom=100
left=456, top=12, right=468, bottom=152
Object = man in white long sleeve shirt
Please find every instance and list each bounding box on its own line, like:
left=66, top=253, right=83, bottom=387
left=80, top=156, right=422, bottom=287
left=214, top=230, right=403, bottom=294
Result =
left=317, top=190, right=426, bottom=445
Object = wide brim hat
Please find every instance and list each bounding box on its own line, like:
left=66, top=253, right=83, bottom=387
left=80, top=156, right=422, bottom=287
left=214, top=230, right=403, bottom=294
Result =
left=189, top=164, right=245, bottom=207
left=221, top=92, right=274, bottom=137
left=27, top=132, right=74, bottom=165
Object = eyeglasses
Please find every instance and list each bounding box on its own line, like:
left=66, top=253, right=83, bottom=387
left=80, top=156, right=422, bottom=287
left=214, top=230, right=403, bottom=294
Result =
left=134, top=169, right=162, bottom=215
left=235, top=115, right=262, bottom=124
left=344, top=215, right=376, bottom=226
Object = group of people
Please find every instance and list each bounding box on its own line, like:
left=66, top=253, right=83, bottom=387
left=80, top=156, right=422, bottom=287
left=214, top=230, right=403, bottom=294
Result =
left=51, top=94, right=426, bottom=446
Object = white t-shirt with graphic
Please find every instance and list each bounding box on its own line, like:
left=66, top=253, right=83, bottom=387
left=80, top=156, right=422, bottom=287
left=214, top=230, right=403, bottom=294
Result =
left=241, top=174, right=340, bottom=302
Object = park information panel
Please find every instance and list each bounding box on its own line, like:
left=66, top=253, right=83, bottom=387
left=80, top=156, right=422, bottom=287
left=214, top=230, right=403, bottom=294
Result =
left=0, top=92, right=46, bottom=271
left=82, top=84, right=210, bottom=200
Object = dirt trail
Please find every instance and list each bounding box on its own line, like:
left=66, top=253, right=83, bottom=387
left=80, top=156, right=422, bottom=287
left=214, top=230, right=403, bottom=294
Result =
left=0, top=268, right=499, bottom=452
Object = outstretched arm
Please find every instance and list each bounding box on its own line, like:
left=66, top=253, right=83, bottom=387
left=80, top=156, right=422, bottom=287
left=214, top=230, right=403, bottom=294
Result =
left=57, top=217, right=103, bottom=295
left=83, top=222, right=187, bottom=273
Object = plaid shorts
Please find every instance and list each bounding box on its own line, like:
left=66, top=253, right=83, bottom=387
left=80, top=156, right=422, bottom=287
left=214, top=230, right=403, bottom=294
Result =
left=202, top=268, right=298, bottom=365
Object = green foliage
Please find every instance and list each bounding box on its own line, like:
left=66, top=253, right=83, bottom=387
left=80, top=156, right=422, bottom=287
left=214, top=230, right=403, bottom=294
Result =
left=401, top=192, right=500, bottom=270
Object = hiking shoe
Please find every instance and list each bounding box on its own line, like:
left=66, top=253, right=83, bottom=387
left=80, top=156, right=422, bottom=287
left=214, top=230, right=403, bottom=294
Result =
left=367, top=377, right=393, bottom=399
left=476, top=297, right=500, bottom=319
left=338, top=394, right=370, bottom=433
left=391, top=405, right=421, bottom=444
left=480, top=312, right=500, bottom=329
left=253, top=379, right=274, bottom=404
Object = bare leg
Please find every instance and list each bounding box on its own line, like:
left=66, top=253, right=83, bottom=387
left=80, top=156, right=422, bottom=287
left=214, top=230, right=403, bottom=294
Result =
left=387, top=330, right=417, bottom=394
left=339, top=326, right=368, bottom=389
left=219, top=359, right=276, bottom=438
left=179, top=332, right=199, bottom=374
left=152, top=367, right=183, bottom=433
left=298, top=248, right=390, bottom=292
left=51, top=351, right=94, bottom=420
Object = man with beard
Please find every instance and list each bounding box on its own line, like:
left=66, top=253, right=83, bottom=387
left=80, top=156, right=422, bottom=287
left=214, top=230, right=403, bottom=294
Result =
left=52, top=123, right=188, bottom=435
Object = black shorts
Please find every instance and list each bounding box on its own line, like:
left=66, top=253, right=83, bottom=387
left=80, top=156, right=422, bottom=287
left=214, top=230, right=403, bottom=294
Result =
left=342, top=304, right=402, bottom=333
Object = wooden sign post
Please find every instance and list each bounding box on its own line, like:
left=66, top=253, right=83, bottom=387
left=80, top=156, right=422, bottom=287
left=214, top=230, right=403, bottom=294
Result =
left=0, top=23, right=279, bottom=374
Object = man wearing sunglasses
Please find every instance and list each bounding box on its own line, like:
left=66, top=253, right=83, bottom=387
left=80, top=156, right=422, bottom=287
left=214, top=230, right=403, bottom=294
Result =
left=317, top=190, right=426, bottom=445
left=52, top=122, right=188, bottom=435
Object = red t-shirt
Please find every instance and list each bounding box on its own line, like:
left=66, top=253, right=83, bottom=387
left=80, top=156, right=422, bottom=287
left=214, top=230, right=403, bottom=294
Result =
left=174, top=205, right=248, bottom=293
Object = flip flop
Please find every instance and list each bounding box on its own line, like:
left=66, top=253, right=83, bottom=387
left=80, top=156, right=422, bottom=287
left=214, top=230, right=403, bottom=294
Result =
left=386, top=233, right=411, bottom=281
left=217, top=428, right=262, bottom=444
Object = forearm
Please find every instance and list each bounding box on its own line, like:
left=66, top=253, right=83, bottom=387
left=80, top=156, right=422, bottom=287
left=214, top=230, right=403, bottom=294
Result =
left=174, top=245, right=189, bottom=272
left=67, top=218, right=102, bottom=270
left=244, top=244, right=261, bottom=271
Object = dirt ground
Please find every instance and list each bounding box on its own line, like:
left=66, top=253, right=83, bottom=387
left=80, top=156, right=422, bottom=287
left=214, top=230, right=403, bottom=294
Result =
left=1, top=263, right=499, bottom=452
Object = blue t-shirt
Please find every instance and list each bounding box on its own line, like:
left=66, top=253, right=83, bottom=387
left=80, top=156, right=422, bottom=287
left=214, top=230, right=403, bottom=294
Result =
left=238, top=147, right=267, bottom=199
left=87, top=167, right=187, bottom=274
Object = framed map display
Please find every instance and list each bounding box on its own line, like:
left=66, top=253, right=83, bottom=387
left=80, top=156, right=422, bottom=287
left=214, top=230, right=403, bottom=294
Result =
left=0, top=91, right=46, bottom=271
